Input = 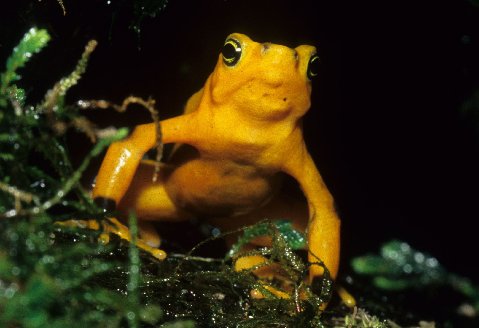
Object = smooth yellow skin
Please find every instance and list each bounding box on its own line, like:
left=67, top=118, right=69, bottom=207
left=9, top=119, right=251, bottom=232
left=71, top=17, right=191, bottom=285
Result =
left=92, top=33, right=341, bottom=282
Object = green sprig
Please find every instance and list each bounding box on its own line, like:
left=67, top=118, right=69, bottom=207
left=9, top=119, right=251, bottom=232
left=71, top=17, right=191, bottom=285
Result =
left=41, top=40, right=98, bottom=112
left=0, top=28, right=50, bottom=95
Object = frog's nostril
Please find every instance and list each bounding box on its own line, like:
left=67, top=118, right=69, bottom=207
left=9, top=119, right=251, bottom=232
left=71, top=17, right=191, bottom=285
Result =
left=293, top=49, right=299, bottom=61
left=261, top=43, right=271, bottom=54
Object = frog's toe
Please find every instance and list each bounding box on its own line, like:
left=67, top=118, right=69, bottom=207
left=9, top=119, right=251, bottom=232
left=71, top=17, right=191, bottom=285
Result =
left=337, top=285, right=356, bottom=308
left=136, top=240, right=167, bottom=260
left=138, top=221, right=161, bottom=248
left=106, top=218, right=166, bottom=260
left=250, top=284, right=291, bottom=299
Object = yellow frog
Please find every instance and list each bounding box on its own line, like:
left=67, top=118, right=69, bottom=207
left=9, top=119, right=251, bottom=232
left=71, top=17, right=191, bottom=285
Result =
left=92, top=33, right=341, bottom=284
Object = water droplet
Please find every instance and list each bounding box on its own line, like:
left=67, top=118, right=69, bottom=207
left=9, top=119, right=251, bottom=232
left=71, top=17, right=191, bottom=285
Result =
left=400, top=242, right=410, bottom=252
left=11, top=267, right=21, bottom=276
left=414, top=252, right=425, bottom=264
left=131, top=265, right=139, bottom=274
left=4, top=284, right=19, bottom=298
left=25, top=238, right=35, bottom=251
left=212, top=227, right=221, bottom=237
left=345, top=275, right=354, bottom=284
left=426, top=257, right=438, bottom=268
left=8, top=232, right=19, bottom=241
left=42, top=255, right=54, bottom=264
left=5, top=209, right=17, bottom=218
left=403, top=264, right=413, bottom=274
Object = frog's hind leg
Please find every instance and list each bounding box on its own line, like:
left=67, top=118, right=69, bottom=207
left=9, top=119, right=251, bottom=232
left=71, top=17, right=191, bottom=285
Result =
left=207, top=192, right=309, bottom=299
left=100, top=160, right=192, bottom=255
left=222, top=191, right=355, bottom=307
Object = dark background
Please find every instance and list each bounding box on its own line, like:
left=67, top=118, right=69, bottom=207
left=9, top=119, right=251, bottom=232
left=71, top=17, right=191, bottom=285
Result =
left=1, top=0, right=479, bottom=282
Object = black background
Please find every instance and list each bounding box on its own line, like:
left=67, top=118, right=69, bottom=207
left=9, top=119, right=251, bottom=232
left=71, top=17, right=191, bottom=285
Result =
left=1, top=0, right=479, bottom=283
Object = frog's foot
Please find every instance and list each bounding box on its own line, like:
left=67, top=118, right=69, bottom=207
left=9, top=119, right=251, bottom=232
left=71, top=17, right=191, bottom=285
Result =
left=56, top=218, right=166, bottom=260
left=235, top=254, right=356, bottom=308
left=234, top=255, right=291, bottom=299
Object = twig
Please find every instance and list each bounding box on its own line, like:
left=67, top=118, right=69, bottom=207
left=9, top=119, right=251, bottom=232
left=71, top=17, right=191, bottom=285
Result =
left=0, top=182, right=40, bottom=217
left=77, top=96, right=163, bottom=182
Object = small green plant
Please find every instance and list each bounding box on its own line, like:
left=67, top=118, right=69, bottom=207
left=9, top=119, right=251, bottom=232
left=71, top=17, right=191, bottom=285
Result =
left=352, top=240, right=479, bottom=313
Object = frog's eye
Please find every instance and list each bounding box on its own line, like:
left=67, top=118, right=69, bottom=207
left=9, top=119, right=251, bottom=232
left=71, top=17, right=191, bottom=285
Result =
left=307, top=54, right=320, bottom=80
left=222, top=38, right=242, bottom=66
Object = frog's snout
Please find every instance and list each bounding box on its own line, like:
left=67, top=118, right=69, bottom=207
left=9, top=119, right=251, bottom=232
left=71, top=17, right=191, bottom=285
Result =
left=260, top=43, right=300, bottom=67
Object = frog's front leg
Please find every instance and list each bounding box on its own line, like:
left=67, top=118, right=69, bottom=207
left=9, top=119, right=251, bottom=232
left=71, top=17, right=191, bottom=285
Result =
left=282, top=143, right=340, bottom=281
left=91, top=113, right=199, bottom=258
left=93, top=113, right=198, bottom=207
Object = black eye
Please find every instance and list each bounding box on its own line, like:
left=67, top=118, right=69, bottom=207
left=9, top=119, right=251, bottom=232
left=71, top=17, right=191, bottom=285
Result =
left=222, top=38, right=242, bottom=66
left=307, top=54, right=320, bottom=80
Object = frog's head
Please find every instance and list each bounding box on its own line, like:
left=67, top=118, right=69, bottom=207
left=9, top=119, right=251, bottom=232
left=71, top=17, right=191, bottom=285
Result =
left=206, top=33, right=319, bottom=122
